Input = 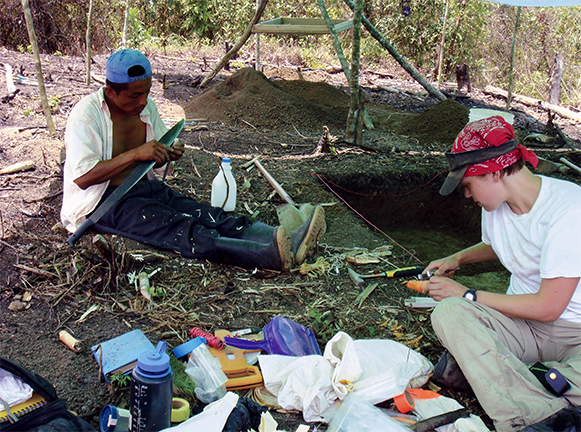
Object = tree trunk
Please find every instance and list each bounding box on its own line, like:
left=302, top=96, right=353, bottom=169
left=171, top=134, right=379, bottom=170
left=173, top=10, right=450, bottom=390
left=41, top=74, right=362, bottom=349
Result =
left=549, top=52, right=564, bottom=106
left=86, top=0, right=94, bottom=86
left=445, top=0, right=466, bottom=74
left=343, top=0, right=446, bottom=101
left=346, top=0, right=363, bottom=143
left=200, top=0, right=269, bottom=88
left=122, top=0, right=131, bottom=48
left=21, top=0, right=56, bottom=135
left=506, top=6, right=521, bottom=110
left=436, top=0, right=450, bottom=89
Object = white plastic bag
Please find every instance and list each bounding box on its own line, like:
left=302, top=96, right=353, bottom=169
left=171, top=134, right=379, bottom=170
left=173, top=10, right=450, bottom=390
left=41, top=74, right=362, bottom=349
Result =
left=259, top=332, right=433, bottom=423
left=184, top=343, right=228, bottom=403
left=326, top=391, right=411, bottom=432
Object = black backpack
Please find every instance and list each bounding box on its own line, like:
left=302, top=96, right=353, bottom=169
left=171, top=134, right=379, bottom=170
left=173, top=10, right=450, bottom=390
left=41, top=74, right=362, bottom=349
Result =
left=0, top=357, right=96, bottom=432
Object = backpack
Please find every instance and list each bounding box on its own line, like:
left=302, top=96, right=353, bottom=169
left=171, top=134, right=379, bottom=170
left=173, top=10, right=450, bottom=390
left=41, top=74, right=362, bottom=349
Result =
left=0, top=357, right=96, bottom=432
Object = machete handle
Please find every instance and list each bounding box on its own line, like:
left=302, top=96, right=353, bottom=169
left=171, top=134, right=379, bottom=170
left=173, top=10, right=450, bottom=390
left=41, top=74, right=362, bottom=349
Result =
left=67, top=219, right=94, bottom=246
left=385, top=265, right=424, bottom=278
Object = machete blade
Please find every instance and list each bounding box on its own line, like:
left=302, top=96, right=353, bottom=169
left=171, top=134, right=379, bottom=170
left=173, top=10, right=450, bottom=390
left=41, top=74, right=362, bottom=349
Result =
left=67, top=118, right=185, bottom=246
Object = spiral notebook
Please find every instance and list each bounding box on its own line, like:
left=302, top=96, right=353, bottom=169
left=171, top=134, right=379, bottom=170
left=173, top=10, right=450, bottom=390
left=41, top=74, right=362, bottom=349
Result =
left=0, top=392, right=48, bottom=423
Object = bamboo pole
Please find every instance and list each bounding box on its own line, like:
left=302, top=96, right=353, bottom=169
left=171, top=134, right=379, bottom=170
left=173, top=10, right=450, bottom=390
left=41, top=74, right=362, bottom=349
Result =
left=86, top=0, right=94, bottom=86
left=200, top=0, right=269, bottom=88
left=20, top=0, right=56, bottom=135
left=318, top=0, right=373, bottom=130
left=346, top=0, right=363, bottom=143
left=343, top=0, right=446, bottom=102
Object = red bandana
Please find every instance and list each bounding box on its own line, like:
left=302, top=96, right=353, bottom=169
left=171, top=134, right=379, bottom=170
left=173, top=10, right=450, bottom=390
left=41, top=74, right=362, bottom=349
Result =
left=452, top=116, right=538, bottom=176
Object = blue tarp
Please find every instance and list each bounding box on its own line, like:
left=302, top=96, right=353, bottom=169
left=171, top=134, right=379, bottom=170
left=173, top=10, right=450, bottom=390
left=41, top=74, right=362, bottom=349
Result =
left=486, top=0, right=580, bottom=6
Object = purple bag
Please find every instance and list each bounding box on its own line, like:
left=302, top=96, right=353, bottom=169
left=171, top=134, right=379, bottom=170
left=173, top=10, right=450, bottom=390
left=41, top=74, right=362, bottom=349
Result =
left=224, top=316, right=321, bottom=356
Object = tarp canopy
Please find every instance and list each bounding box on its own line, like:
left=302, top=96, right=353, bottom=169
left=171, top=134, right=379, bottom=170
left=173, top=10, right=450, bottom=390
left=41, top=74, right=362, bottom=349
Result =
left=486, top=0, right=581, bottom=6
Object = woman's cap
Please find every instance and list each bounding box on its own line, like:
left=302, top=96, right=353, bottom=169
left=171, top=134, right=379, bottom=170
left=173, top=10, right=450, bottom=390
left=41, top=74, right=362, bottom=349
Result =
left=440, top=116, right=538, bottom=195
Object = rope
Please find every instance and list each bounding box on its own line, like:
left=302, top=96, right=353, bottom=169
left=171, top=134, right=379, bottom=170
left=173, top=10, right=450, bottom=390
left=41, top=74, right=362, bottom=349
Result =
left=189, top=327, right=226, bottom=350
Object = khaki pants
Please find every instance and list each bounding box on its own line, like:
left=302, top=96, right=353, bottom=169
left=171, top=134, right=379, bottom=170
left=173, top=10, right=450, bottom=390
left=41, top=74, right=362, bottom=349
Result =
left=431, top=297, right=581, bottom=432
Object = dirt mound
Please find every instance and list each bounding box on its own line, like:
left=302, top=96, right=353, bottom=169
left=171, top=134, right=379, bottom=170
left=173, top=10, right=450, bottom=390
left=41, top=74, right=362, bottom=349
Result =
left=399, top=98, right=470, bottom=147
left=182, top=67, right=349, bottom=132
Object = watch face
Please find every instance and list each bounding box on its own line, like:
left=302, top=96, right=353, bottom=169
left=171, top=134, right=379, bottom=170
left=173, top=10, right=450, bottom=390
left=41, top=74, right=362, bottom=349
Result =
left=464, top=290, right=476, bottom=301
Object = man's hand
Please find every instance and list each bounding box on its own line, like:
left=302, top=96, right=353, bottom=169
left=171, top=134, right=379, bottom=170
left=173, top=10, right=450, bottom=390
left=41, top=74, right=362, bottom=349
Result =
left=169, top=139, right=185, bottom=161
left=133, top=139, right=182, bottom=168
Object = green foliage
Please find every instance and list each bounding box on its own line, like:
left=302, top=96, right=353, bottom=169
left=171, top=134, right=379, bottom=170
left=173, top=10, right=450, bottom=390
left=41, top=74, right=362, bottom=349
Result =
left=1, top=0, right=581, bottom=108
left=110, top=372, right=131, bottom=387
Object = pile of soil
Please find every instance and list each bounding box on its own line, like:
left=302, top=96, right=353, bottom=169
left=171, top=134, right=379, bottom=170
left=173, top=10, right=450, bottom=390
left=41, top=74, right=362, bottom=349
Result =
left=398, top=98, right=470, bottom=147
left=183, top=67, right=349, bottom=133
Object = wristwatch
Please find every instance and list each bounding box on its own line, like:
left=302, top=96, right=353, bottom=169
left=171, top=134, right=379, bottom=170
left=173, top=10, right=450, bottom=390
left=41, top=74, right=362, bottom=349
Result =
left=463, top=289, right=477, bottom=301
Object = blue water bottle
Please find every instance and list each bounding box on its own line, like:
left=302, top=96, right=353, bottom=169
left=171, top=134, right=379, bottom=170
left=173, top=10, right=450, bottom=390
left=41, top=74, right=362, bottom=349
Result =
left=129, top=341, right=173, bottom=432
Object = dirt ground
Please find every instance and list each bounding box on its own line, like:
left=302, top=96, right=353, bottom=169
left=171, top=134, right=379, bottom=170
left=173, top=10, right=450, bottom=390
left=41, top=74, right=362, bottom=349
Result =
left=1, top=46, right=580, bottom=431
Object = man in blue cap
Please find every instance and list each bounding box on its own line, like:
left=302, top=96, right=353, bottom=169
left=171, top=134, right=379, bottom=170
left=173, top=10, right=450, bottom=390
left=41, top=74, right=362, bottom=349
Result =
left=61, top=49, right=325, bottom=271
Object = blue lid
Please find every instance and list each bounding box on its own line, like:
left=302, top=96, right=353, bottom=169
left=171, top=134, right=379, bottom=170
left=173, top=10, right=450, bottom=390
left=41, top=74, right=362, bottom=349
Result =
left=172, top=337, right=206, bottom=359
left=222, top=157, right=231, bottom=163
left=99, top=405, right=118, bottom=432
left=135, top=341, right=170, bottom=378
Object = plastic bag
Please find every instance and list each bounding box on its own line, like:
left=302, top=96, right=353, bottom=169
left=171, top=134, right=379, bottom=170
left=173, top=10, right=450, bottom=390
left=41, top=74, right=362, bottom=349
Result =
left=184, top=343, right=227, bottom=403
left=259, top=331, right=433, bottom=422
left=326, top=392, right=411, bottom=432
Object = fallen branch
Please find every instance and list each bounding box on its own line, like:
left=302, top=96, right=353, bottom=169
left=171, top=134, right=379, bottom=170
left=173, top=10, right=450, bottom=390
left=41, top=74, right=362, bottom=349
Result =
left=483, top=85, right=581, bottom=123
left=0, top=161, right=35, bottom=175
left=13, top=263, right=57, bottom=278
left=559, top=157, right=581, bottom=175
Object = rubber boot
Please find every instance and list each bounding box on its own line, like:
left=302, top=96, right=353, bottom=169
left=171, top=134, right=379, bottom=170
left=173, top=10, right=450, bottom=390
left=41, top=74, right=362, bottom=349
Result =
left=240, top=221, right=276, bottom=244
left=214, top=226, right=293, bottom=271
left=290, top=205, right=326, bottom=265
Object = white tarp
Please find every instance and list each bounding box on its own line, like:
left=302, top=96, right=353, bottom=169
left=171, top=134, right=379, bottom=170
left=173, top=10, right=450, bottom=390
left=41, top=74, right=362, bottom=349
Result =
left=486, top=0, right=581, bottom=6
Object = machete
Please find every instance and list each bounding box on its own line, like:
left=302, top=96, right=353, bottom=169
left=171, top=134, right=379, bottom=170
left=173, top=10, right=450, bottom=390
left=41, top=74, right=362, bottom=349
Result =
left=67, top=118, right=185, bottom=246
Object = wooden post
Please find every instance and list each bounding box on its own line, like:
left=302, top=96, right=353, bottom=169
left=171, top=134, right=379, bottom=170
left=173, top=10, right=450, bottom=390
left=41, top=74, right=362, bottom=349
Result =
left=86, top=0, right=94, bottom=86
left=20, top=0, right=56, bottom=135
left=506, top=6, right=521, bottom=111
left=343, top=0, right=446, bottom=101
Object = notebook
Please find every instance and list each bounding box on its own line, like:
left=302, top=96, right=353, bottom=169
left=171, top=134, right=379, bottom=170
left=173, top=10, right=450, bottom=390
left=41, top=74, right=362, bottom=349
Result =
left=0, top=392, right=47, bottom=423
left=91, top=329, right=154, bottom=382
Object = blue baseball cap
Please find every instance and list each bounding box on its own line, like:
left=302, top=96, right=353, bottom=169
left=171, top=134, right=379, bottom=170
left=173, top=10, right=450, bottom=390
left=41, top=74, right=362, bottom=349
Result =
left=106, top=49, right=152, bottom=84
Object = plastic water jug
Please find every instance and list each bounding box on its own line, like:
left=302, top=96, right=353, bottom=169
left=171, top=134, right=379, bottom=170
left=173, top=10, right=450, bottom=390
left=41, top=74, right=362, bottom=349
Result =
left=211, top=158, right=236, bottom=211
left=129, top=341, right=173, bottom=432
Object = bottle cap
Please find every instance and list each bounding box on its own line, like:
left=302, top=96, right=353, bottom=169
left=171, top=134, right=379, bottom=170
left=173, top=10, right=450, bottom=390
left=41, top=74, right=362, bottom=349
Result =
left=222, top=157, right=231, bottom=163
left=136, top=341, right=171, bottom=378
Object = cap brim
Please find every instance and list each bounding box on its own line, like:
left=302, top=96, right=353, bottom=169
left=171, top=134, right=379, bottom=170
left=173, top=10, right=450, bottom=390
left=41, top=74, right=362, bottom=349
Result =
left=439, top=166, right=468, bottom=195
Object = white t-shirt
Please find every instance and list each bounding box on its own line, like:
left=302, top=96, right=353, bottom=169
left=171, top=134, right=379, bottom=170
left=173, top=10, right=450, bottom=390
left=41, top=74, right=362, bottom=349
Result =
left=61, top=87, right=167, bottom=233
left=482, top=175, right=581, bottom=322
